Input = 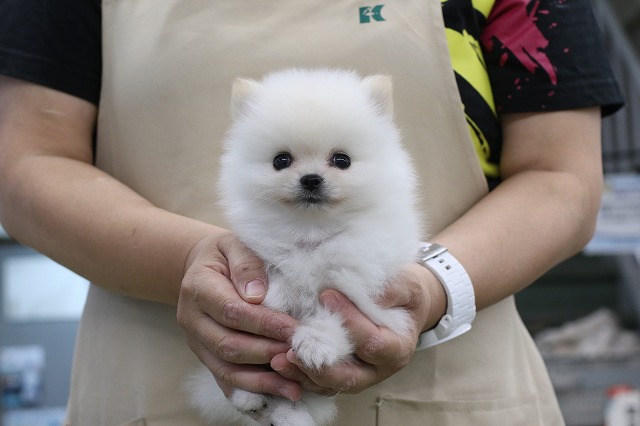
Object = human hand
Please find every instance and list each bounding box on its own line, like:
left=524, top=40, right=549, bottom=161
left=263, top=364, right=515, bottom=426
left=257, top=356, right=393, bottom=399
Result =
left=177, top=232, right=302, bottom=401
left=270, top=262, right=446, bottom=395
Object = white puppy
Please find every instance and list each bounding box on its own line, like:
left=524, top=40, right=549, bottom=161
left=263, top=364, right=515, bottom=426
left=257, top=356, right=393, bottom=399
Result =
left=186, top=68, right=423, bottom=426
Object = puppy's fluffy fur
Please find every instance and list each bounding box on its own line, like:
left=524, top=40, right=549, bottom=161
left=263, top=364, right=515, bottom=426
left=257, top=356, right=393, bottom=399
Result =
left=185, top=68, right=422, bottom=426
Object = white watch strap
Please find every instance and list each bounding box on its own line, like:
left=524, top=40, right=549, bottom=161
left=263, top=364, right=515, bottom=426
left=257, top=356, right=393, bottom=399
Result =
left=416, top=242, right=476, bottom=350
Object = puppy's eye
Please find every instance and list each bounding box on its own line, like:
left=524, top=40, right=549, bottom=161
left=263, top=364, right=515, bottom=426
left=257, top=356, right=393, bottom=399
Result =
left=331, top=153, right=351, bottom=170
left=273, top=153, right=293, bottom=170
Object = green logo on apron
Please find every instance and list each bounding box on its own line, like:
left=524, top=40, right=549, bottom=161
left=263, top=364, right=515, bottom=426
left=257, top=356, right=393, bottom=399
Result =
left=359, top=5, right=385, bottom=23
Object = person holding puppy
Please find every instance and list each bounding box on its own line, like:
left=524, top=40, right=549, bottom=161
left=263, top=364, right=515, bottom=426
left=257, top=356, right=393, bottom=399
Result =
left=0, top=0, right=623, bottom=425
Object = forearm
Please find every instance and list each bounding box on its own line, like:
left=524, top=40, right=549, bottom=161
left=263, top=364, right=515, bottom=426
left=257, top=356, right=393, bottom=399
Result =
left=0, top=154, right=224, bottom=305
left=0, top=77, right=227, bottom=304
left=434, top=168, right=600, bottom=311
left=425, top=108, right=603, bottom=319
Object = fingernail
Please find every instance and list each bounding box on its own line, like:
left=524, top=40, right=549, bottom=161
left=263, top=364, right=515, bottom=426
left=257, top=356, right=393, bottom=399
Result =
left=322, top=292, right=338, bottom=313
left=270, top=353, right=288, bottom=372
left=244, top=279, right=266, bottom=300
left=286, top=348, right=298, bottom=363
left=277, top=385, right=295, bottom=401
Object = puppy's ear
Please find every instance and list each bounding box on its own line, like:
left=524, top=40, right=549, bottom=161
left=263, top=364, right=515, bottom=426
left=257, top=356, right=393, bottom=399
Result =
left=363, top=75, right=394, bottom=117
left=231, top=78, right=260, bottom=119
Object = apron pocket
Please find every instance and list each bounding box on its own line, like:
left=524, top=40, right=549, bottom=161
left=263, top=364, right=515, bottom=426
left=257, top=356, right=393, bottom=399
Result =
left=377, top=394, right=543, bottom=426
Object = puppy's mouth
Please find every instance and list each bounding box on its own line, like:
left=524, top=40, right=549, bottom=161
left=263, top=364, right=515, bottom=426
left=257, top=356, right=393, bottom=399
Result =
left=295, top=192, right=328, bottom=206
left=279, top=191, right=337, bottom=208
left=280, top=191, right=345, bottom=210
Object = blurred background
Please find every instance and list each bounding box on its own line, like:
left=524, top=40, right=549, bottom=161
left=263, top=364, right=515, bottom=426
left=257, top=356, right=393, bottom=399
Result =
left=1, top=0, right=639, bottom=425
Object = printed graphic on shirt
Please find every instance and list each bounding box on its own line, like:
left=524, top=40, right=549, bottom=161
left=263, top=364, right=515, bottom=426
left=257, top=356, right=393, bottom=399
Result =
left=481, top=0, right=575, bottom=113
left=442, top=0, right=500, bottom=179
left=482, top=0, right=557, bottom=87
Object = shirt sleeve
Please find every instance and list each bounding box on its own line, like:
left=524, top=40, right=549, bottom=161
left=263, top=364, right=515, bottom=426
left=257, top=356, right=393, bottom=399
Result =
left=481, top=0, right=624, bottom=116
left=0, top=0, right=102, bottom=105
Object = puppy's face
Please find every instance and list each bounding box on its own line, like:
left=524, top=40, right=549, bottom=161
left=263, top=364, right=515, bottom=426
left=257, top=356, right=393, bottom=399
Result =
left=220, top=70, right=403, bottom=219
left=268, top=148, right=352, bottom=209
left=226, top=123, right=365, bottom=216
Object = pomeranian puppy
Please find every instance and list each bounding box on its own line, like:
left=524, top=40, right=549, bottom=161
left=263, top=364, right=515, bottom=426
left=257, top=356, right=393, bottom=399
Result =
left=186, top=68, right=422, bottom=426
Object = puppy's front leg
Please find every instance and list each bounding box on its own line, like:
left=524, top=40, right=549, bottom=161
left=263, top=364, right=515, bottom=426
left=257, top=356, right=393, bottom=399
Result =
left=291, top=308, right=353, bottom=370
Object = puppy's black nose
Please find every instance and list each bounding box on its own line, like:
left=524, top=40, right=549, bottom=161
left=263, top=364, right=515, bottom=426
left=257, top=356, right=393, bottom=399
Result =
left=300, top=174, right=324, bottom=191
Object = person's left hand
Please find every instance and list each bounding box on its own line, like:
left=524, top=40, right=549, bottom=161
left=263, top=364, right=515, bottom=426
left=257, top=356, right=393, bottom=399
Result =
left=270, top=262, right=446, bottom=395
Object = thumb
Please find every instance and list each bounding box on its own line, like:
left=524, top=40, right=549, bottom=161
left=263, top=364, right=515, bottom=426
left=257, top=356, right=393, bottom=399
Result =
left=220, top=234, right=268, bottom=304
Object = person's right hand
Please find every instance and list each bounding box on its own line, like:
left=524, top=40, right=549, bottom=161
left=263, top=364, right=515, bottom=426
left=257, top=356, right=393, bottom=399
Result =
left=177, top=232, right=302, bottom=401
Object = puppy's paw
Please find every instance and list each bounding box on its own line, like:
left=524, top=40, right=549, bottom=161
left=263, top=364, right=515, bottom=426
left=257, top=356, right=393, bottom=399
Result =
left=230, top=389, right=269, bottom=415
left=303, top=393, right=339, bottom=426
left=184, top=367, right=260, bottom=425
left=270, top=399, right=316, bottom=426
left=292, top=311, right=352, bottom=369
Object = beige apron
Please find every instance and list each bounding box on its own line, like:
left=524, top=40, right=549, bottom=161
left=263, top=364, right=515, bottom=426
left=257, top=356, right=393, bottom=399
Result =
left=65, top=0, right=564, bottom=425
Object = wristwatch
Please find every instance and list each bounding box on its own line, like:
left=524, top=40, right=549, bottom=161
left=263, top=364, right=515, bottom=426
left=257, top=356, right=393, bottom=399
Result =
left=415, top=242, right=476, bottom=350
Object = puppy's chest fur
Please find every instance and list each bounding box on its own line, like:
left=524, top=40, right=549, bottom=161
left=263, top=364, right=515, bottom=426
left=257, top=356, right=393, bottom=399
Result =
left=264, top=266, right=323, bottom=320
left=261, top=236, right=370, bottom=320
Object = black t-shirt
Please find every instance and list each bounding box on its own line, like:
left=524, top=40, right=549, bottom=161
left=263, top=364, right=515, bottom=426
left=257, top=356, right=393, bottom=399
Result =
left=0, top=0, right=101, bottom=103
left=0, top=0, right=624, bottom=188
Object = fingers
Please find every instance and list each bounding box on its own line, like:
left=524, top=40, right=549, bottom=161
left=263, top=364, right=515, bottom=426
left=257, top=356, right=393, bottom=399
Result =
left=186, top=310, right=290, bottom=364
left=179, top=270, right=299, bottom=399
left=279, top=348, right=378, bottom=395
left=213, top=292, right=295, bottom=342
left=195, top=339, right=303, bottom=402
left=216, top=233, right=269, bottom=304
left=270, top=353, right=341, bottom=396
left=180, top=233, right=296, bottom=341
left=180, top=263, right=295, bottom=342
left=178, top=232, right=302, bottom=401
